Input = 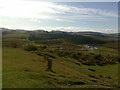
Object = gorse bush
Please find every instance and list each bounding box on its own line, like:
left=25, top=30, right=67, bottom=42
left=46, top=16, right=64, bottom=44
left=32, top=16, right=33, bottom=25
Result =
left=23, top=44, right=37, bottom=51
left=53, top=48, right=119, bottom=66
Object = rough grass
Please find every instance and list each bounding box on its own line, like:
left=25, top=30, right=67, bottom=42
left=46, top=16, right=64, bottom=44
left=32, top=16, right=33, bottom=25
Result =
left=2, top=32, right=27, bottom=39
left=0, top=31, right=1, bottom=89
left=2, top=47, right=118, bottom=88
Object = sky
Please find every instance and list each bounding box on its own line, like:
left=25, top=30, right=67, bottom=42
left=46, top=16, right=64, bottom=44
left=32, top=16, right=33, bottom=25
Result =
left=0, top=0, right=118, bottom=33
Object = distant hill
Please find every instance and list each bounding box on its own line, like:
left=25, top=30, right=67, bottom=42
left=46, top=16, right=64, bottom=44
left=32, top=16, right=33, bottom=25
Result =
left=1, top=28, right=118, bottom=45
left=26, top=30, right=118, bottom=45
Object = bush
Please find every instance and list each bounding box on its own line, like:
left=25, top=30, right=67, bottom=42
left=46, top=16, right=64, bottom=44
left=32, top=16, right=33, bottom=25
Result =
left=23, top=44, right=37, bottom=51
left=72, top=53, right=80, bottom=60
left=11, top=42, right=18, bottom=48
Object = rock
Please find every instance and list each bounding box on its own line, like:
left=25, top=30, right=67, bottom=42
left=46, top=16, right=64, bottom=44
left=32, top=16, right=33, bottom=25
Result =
left=24, top=69, right=29, bottom=72
left=89, top=75, right=96, bottom=78
left=106, top=76, right=112, bottom=79
left=88, top=68, right=96, bottom=72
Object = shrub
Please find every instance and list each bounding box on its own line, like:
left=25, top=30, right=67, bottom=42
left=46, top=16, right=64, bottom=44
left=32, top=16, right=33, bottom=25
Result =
left=11, top=42, right=18, bottom=48
left=23, top=44, right=37, bottom=51
left=42, top=45, right=47, bottom=49
left=44, top=53, right=56, bottom=59
left=72, top=53, right=81, bottom=60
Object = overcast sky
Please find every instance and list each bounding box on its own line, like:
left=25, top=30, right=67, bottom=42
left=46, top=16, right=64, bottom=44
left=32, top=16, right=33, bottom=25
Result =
left=0, top=0, right=118, bottom=33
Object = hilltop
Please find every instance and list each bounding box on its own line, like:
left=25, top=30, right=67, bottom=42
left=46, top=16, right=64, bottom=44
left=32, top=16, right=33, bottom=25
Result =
left=2, top=28, right=119, bottom=88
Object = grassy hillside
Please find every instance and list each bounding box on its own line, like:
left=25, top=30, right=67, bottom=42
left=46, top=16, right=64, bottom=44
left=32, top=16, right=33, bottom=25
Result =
left=2, top=47, right=118, bottom=88
left=2, top=28, right=119, bottom=88
left=0, top=30, right=2, bottom=89
left=0, top=47, right=2, bottom=89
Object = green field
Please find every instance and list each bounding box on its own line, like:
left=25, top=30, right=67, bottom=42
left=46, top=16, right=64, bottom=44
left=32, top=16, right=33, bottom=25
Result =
left=2, top=47, right=119, bottom=88
left=2, top=29, right=119, bottom=88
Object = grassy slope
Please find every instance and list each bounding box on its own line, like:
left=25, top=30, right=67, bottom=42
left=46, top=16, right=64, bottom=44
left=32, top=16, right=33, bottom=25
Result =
left=2, top=47, right=118, bottom=88
left=0, top=31, right=2, bottom=89
left=0, top=47, right=2, bottom=89
left=2, top=31, right=119, bottom=88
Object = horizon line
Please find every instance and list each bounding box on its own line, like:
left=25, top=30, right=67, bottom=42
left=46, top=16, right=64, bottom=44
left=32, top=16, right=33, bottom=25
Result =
left=0, top=27, right=118, bottom=34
